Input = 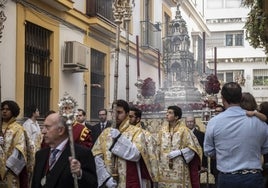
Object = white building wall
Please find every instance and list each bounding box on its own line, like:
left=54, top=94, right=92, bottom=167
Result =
left=205, top=0, right=268, bottom=103
left=72, top=0, right=86, bottom=13
left=0, top=1, right=17, bottom=101
left=59, top=24, right=86, bottom=108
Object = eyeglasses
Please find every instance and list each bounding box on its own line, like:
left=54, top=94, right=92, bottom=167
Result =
left=99, top=114, right=106, bottom=116
left=129, top=115, right=137, bottom=118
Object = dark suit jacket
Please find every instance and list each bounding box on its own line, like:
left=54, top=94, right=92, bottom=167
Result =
left=90, top=121, right=111, bottom=144
left=193, top=128, right=207, bottom=168
left=31, top=143, right=98, bottom=188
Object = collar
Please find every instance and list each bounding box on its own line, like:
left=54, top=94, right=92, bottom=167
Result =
left=52, top=138, right=68, bottom=152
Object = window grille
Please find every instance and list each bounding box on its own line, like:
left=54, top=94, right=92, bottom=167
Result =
left=86, top=0, right=113, bottom=21
left=90, top=49, right=106, bottom=120
left=24, top=22, right=51, bottom=118
left=253, top=69, right=268, bottom=86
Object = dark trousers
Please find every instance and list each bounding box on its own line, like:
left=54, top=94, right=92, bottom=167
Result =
left=218, top=172, right=264, bottom=188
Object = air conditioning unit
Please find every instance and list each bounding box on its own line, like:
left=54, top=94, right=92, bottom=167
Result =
left=63, top=41, right=90, bottom=72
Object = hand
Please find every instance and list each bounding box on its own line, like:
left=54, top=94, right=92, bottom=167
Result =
left=69, top=157, right=82, bottom=178
left=106, top=177, right=117, bottom=188
left=199, top=167, right=207, bottom=173
left=0, top=136, right=4, bottom=145
left=167, top=150, right=181, bottom=159
left=246, top=110, right=255, bottom=117
left=110, top=128, right=120, bottom=139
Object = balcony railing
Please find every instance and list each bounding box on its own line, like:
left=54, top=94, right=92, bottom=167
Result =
left=86, top=0, right=114, bottom=22
left=140, top=21, right=162, bottom=51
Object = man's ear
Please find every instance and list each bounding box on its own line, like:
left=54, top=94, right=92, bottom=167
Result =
left=58, top=126, right=66, bottom=135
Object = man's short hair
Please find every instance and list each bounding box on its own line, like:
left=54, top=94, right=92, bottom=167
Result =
left=26, top=104, right=38, bottom=118
left=168, top=106, right=182, bottom=119
left=98, top=108, right=107, bottom=115
left=129, top=106, right=142, bottom=118
left=221, top=82, right=242, bottom=104
left=78, top=109, right=86, bottom=116
left=113, top=99, right=129, bottom=113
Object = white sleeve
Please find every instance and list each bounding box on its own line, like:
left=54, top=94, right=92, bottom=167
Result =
left=94, top=155, right=111, bottom=187
left=6, top=149, right=26, bottom=176
left=110, top=135, right=141, bottom=162
left=181, top=147, right=195, bottom=163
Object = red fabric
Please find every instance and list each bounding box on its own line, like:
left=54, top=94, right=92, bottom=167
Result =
left=41, top=123, right=93, bottom=149
left=19, top=166, right=28, bottom=188
left=72, top=123, right=93, bottom=148
left=189, top=154, right=201, bottom=188
left=140, top=158, right=152, bottom=181
left=126, top=161, right=140, bottom=188
left=41, top=140, right=49, bottom=148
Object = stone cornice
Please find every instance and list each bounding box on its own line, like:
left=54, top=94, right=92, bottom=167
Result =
left=206, top=17, right=247, bottom=24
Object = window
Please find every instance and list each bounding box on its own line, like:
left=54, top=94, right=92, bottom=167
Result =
left=164, top=13, right=170, bottom=38
left=225, top=0, right=242, bottom=8
left=226, top=72, right=234, bottom=82
left=86, top=0, right=113, bottom=21
left=207, top=0, right=223, bottom=8
left=207, top=0, right=241, bottom=9
left=235, top=34, right=243, bottom=46
left=217, top=70, right=245, bottom=85
left=225, top=31, right=244, bottom=46
left=90, top=49, right=106, bottom=120
left=217, top=73, right=224, bottom=83
left=24, top=22, right=52, bottom=118
left=226, top=34, right=233, bottom=46
left=253, top=69, right=268, bottom=86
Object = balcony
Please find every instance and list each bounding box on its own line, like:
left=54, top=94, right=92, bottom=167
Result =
left=86, top=0, right=113, bottom=22
left=140, top=21, right=162, bottom=51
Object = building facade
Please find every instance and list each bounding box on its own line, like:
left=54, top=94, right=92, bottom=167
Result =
left=205, top=0, right=268, bottom=104
left=0, top=0, right=209, bottom=121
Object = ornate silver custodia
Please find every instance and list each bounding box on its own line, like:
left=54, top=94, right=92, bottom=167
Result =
left=160, top=2, right=202, bottom=109
left=58, top=92, right=79, bottom=188
left=58, top=92, right=78, bottom=120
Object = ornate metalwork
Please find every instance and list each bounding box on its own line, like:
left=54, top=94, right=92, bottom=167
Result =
left=0, top=0, right=7, bottom=7
left=0, top=0, right=7, bottom=42
left=58, top=92, right=79, bottom=188
left=111, top=0, right=135, bottom=181
left=0, top=10, right=6, bottom=42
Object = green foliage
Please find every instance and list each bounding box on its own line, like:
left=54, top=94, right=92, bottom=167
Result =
left=243, top=0, right=268, bottom=58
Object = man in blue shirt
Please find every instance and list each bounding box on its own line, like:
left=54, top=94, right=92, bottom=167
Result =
left=204, top=82, right=268, bottom=188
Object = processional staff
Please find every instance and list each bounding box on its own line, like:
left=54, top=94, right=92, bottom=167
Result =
left=58, top=92, right=79, bottom=188
left=111, top=0, right=135, bottom=182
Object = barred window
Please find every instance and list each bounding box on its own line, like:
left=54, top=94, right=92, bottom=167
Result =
left=253, top=69, right=268, bottom=86
left=24, top=22, right=51, bottom=118
left=90, top=49, right=106, bottom=120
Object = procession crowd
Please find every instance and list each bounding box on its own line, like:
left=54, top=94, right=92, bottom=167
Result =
left=1, top=81, right=268, bottom=188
